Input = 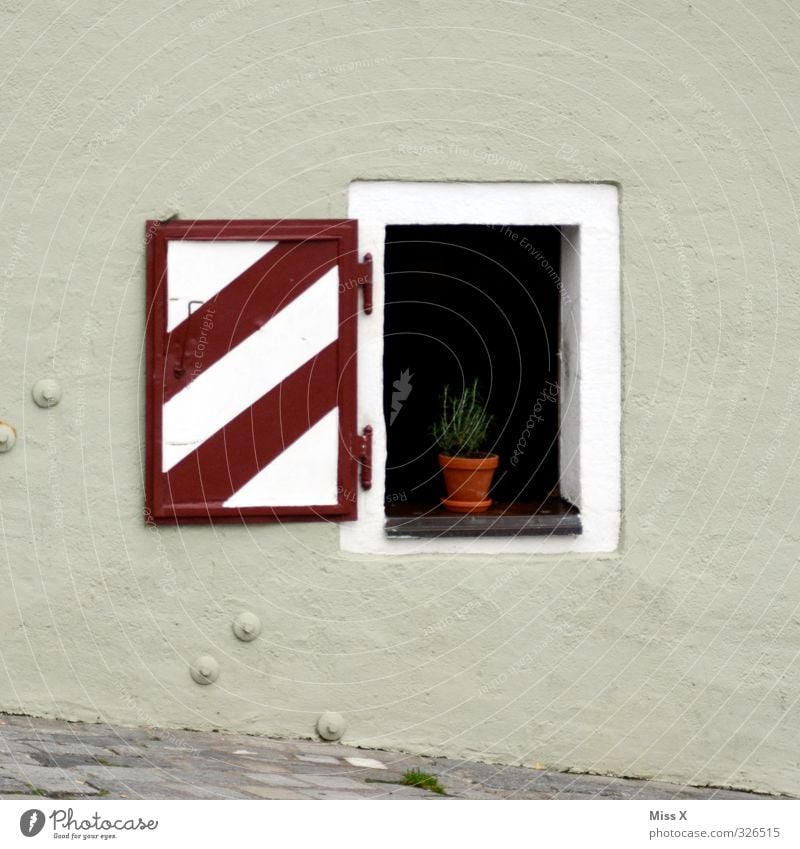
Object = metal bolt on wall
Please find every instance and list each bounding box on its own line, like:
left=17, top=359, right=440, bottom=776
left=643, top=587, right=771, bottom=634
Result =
left=316, top=711, right=346, bottom=742
left=32, top=379, right=61, bottom=408
left=190, top=655, right=220, bottom=685
left=0, top=422, right=16, bottom=453
left=232, top=612, right=261, bottom=642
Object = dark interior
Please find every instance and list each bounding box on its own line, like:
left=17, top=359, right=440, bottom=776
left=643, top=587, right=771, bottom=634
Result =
left=382, top=224, right=562, bottom=512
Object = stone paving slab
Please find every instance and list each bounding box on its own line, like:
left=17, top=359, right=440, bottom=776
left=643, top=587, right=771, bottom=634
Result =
left=2, top=763, right=101, bottom=797
left=0, top=714, right=789, bottom=801
left=0, top=774, right=30, bottom=794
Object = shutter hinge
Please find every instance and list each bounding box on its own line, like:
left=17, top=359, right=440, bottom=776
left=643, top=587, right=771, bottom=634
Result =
left=357, top=253, right=373, bottom=315
left=353, top=425, right=373, bottom=490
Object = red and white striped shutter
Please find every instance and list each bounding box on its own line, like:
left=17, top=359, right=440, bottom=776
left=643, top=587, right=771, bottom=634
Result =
left=145, top=220, right=371, bottom=522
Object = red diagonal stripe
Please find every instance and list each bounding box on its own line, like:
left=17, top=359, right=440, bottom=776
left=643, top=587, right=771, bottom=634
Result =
left=161, top=239, right=339, bottom=404
left=164, top=341, right=338, bottom=506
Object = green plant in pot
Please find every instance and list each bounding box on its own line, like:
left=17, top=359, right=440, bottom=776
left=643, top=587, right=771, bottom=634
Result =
left=433, top=380, right=498, bottom=513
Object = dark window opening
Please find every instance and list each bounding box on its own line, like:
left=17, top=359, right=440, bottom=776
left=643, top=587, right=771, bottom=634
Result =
left=382, top=224, right=580, bottom=537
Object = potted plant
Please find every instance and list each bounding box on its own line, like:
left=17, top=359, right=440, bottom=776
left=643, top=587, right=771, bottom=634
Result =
left=433, top=380, right=498, bottom=513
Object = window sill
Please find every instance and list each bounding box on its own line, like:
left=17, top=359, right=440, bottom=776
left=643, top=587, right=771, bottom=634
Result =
left=384, top=497, right=581, bottom=538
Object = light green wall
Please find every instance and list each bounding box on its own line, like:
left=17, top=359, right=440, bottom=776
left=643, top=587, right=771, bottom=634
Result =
left=1, top=0, right=798, bottom=795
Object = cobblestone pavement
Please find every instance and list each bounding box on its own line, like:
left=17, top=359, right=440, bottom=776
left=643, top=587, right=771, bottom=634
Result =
left=0, top=715, right=783, bottom=801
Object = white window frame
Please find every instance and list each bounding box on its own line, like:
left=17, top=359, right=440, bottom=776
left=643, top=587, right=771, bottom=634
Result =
left=341, top=181, right=620, bottom=555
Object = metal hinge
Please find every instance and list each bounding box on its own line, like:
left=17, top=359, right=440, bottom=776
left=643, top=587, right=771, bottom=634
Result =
left=356, top=253, right=373, bottom=315
left=353, top=425, right=373, bottom=490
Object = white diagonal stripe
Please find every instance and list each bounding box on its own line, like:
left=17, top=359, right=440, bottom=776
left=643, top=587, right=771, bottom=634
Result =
left=167, top=240, right=278, bottom=331
left=223, top=408, right=339, bottom=507
left=162, top=267, right=339, bottom=472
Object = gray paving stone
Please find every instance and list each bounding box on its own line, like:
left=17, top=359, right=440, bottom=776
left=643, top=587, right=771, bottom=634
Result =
left=246, top=772, right=311, bottom=788
left=108, top=745, right=150, bottom=757
left=0, top=774, right=30, bottom=793
left=107, top=785, right=207, bottom=800
left=4, top=765, right=101, bottom=796
left=345, top=757, right=387, bottom=770
left=236, top=759, right=290, bottom=774
left=365, top=785, right=448, bottom=799
left=33, top=742, right=118, bottom=758
left=183, top=785, right=244, bottom=799
left=309, top=790, right=372, bottom=800
left=301, top=774, right=367, bottom=790
left=0, top=751, right=36, bottom=767
left=80, top=764, right=171, bottom=779
left=292, top=741, right=370, bottom=759
left=233, top=741, right=292, bottom=756
left=296, top=754, right=341, bottom=765
left=241, top=785, right=309, bottom=800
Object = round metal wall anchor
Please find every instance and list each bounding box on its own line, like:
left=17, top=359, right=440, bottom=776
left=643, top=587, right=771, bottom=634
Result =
left=190, top=655, right=220, bottom=685
left=316, top=711, right=347, bottom=742
left=232, top=612, right=261, bottom=642
left=0, top=422, right=16, bottom=453
left=32, top=379, right=61, bottom=408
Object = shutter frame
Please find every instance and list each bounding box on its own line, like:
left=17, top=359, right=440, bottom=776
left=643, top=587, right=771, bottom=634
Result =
left=145, top=219, right=362, bottom=523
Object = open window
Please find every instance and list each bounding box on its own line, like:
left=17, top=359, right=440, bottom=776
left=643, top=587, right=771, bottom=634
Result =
left=382, top=223, right=580, bottom=537
left=342, top=182, right=621, bottom=555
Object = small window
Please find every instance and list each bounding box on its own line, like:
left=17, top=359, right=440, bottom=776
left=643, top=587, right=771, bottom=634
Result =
left=382, top=224, right=579, bottom=537
left=342, top=181, right=620, bottom=555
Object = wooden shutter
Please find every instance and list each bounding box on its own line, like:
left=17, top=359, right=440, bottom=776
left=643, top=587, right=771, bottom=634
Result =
left=145, top=219, right=370, bottom=522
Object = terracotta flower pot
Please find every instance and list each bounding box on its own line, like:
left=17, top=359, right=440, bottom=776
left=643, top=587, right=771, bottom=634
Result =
left=438, top=453, right=499, bottom=513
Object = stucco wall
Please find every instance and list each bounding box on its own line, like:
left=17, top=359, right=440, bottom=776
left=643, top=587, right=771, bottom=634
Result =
left=1, top=0, right=798, bottom=795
